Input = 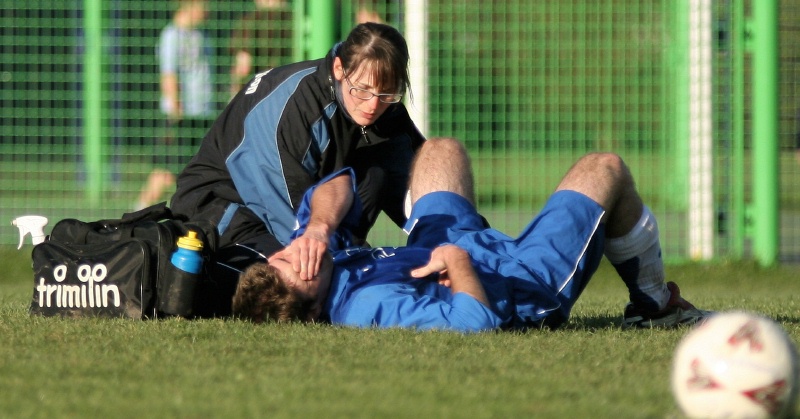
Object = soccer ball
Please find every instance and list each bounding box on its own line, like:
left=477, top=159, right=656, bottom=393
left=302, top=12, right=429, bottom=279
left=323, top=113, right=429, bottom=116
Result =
left=671, top=311, right=799, bottom=418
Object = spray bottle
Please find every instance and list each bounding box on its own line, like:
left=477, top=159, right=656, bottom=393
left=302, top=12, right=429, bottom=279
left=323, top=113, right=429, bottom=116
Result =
left=12, top=215, right=49, bottom=249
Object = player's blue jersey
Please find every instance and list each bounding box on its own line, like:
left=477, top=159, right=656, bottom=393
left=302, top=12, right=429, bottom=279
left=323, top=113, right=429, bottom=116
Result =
left=323, top=246, right=503, bottom=332
left=294, top=169, right=607, bottom=333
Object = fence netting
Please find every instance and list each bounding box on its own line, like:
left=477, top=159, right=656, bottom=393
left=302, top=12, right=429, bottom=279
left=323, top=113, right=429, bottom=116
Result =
left=2, top=0, right=799, bottom=263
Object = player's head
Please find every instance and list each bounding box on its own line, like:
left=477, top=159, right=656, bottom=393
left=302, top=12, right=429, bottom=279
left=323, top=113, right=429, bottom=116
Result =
left=232, top=252, right=334, bottom=323
left=333, top=22, right=410, bottom=126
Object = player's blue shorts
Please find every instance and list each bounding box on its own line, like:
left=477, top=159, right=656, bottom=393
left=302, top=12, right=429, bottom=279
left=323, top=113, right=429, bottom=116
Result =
left=404, top=190, right=607, bottom=328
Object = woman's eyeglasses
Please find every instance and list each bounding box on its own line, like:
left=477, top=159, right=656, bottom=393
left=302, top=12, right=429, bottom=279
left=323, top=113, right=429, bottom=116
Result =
left=344, top=76, right=403, bottom=104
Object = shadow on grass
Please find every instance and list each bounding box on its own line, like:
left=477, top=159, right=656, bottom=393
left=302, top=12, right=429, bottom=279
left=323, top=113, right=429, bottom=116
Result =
left=774, top=314, right=800, bottom=326
left=565, top=313, right=800, bottom=331
left=563, top=315, right=623, bottom=331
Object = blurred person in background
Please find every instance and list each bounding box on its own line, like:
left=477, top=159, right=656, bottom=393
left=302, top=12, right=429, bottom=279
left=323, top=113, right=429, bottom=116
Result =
left=228, top=0, right=294, bottom=98
left=354, top=0, right=383, bottom=24
left=227, top=0, right=385, bottom=98
left=136, top=0, right=216, bottom=210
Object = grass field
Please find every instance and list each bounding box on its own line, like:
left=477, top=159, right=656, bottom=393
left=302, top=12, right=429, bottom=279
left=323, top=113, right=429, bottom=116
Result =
left=1, top=246, right=799, bottom=418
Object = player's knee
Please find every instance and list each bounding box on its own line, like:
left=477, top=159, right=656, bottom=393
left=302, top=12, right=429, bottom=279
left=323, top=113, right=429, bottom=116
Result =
left=422, top=137, right=467, bottom=158
left=580, top=152, right=630, bottom=182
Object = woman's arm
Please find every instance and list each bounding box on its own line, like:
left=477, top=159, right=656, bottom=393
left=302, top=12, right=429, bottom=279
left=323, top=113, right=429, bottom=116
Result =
left=277, top=172, right=354, bottom=280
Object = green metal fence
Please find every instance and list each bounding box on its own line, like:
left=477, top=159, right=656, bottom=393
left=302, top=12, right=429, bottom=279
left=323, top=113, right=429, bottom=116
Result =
left=2, top=0, right=799, bottom=264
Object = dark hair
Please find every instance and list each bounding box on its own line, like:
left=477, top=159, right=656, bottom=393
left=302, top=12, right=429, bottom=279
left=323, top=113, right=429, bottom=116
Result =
left=337, top=22, right=410, bottom=95
left=232, top=263, right=316, bottom=323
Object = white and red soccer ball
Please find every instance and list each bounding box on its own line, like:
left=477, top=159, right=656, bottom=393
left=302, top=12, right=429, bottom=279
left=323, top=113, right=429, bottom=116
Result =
left=671, top=311, right=799, bottom=418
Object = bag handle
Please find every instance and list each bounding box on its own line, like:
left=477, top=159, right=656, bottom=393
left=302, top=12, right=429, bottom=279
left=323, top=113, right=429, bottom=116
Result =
left=95, top=202, right=174, bottom=229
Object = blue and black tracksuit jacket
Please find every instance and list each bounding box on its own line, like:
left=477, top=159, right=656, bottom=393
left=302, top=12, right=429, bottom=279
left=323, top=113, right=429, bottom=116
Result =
left=170, top=47, right=425, bottom=255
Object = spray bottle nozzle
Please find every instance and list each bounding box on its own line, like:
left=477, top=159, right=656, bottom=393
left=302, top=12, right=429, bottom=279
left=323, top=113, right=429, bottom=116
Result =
left=12, top=215, right=49, bottom=250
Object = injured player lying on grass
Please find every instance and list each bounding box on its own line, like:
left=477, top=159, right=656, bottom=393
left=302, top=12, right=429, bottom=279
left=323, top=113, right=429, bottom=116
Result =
left=232, top=137, right=712, bottom=333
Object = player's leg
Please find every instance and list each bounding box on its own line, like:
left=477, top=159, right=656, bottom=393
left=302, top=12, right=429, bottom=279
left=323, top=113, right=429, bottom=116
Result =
left=555, top=154, right=659, bottom=304
left=493, top=189, right=606, bottom=329
left=556, top=152, right=711, bottom=328
left=403, top=138, right=487, bottom=248
left=555, top=152, right=642, bottom=233
left=408, top=137, right=475, bottom=206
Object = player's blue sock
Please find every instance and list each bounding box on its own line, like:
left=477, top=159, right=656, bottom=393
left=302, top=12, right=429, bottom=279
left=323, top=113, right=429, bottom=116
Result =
left=604, top=206, right=669, bottom=313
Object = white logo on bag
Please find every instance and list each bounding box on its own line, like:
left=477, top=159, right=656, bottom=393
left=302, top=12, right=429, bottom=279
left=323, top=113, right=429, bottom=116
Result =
left=36, top=263, right=121, bottom=308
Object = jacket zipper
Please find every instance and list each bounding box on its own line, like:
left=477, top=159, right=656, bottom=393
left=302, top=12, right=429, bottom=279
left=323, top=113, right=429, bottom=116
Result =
left=360, top=126, right=370, bottom=144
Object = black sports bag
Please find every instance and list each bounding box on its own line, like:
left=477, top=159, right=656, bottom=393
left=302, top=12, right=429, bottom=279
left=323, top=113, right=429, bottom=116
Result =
left=29, top=203, right=218, bottom=319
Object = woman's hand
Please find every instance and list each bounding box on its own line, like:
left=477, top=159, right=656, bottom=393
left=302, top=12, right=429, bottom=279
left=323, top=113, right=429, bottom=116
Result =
left=278, top=228, right=328, bottom=281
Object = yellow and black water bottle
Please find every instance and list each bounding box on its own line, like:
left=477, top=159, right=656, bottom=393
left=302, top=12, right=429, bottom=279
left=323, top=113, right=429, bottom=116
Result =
left=159, top=230, right=204, bottom=317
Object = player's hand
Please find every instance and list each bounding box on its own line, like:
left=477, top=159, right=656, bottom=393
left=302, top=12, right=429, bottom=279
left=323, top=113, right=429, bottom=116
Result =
left=410, top=245, right=465, bottom=287
left=283, top=229, right=328, bottom=280
left=412, top=244, right=489, bottom=307
left=437, top=272, right=452, bottom=288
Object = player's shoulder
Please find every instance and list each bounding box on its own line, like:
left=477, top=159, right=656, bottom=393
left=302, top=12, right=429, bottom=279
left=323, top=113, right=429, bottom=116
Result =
left=239, top=58, right=324, bottom=100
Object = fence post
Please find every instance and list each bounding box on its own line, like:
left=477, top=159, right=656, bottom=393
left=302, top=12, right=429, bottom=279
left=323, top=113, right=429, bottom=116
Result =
left=292, top=0, right=306, bottom=61
left=730, top=0, right=746, bottom=259
left=752, top=0, right=780, bottom=266
left=83, top=0, right=104, bottom=205
left=305, top=0, right=335, bottom=59
left=686, top=0, right=715, bottom=260
left=405, top=0, right=428, bottom=137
